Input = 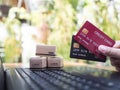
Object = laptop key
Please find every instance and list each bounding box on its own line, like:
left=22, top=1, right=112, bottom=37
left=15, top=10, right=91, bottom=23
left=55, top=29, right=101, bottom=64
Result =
left=20, top=68, right=59, bottom=90
left=16, top=68, right=42, bottom=90
left=16, top=68, right=120, bottom=90
left=51, top=70, right=118, bottom=90
left=35, top=70, right=76, bottom=90
left=42, top=70, right=98, bottom=90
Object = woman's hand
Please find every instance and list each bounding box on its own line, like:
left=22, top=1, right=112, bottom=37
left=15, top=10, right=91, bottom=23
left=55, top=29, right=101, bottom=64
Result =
left=98, top=41, right=120, bottom=71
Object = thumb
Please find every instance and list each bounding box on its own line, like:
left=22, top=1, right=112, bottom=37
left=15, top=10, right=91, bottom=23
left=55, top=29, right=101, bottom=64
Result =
left=98, top=45, right=120, bottom=58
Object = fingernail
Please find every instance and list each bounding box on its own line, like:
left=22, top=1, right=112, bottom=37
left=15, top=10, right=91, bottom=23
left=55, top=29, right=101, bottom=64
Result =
left=98, top=45, right=107, bottom=54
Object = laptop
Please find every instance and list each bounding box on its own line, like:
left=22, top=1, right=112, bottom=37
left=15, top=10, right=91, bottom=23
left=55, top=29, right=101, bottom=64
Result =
left=0, top=57, right=5, bottom=90
left=4, top=60, right=120, bottom=90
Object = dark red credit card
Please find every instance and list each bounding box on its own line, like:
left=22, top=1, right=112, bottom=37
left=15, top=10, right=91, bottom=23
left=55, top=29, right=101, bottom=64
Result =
left=74, top=21, right=115, bottom=60
left=70, top=35, right=106, bottom=62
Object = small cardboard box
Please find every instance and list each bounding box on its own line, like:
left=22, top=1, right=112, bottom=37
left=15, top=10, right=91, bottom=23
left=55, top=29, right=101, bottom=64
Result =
left=36, top=45, right=56, bottom=56
left=47, top=57, right=63, bottom=68
left=30, top=56, right=46, bottom=68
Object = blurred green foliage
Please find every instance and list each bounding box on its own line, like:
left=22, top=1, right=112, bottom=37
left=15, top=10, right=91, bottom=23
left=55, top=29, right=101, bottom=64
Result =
left=4, top=14, right=21, bottom=62
left=92, top=0, right=120, bottom=40
left=47, top=0, right=77, bottom=59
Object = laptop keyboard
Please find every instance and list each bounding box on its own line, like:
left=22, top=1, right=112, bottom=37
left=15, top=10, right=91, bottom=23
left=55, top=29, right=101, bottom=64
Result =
left=16, top=68, right=120, bottom=90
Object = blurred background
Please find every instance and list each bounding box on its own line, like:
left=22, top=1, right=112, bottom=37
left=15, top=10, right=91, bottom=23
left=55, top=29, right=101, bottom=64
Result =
left=0, top=0, right=120, bottom=67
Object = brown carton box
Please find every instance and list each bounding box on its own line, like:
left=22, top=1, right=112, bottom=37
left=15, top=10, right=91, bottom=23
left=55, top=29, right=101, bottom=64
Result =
left=36, top=45, right=56, bottom=56
left=47, top=56, right=63, bottom=68
left=30, top=56, right=46, bottom=68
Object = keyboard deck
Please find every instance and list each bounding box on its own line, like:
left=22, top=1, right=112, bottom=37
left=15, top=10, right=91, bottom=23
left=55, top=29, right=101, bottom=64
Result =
left=16, top=68, right=120, bottom=90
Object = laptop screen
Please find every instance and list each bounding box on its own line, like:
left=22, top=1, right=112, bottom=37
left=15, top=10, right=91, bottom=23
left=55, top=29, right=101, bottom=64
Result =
left=0, top=57, right=4, bottom=90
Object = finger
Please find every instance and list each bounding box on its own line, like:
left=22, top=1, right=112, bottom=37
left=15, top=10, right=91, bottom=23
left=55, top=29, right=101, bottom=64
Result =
left=113, top=41, right=120, bottom=48
left=110, top=60, right=119, bottom=66
left=110, top=58, right=120, bottom=66
left=110, top=57, right=120, bottom=62
left=110, top=58, right=115, bottom=66
left=98, top=45, right=120, bottom=58
left=110, top=61, right=115, bottom=66
left=110, top=61, right=120, bottom=67
left=110, top=59, right=116, bottom=66
left=115, top=67, right=120, bottom=72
